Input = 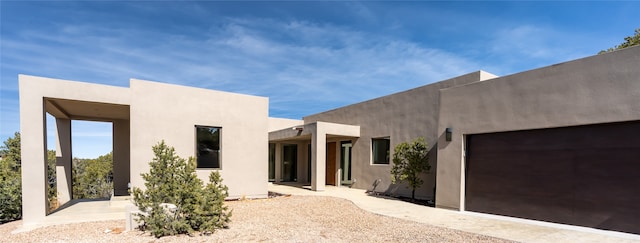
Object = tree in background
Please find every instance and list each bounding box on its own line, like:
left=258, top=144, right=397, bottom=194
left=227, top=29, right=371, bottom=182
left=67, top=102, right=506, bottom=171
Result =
left=599, top=28, right=640, bottom=54
left=47, top=150, right=58, bottom=211
left=391, top=137, right=431, bottom=200
left=133, top=141, right=232, bottom=238
left=0, top=133, right=59, bottom=223
left=72, top=153, right=113, bottom=199
left=0, top=131, right=114, bottom=224
left=0, top=133, right=22, bottom=223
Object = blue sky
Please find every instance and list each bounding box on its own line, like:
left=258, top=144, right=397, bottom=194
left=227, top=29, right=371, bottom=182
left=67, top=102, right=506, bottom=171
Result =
left=1, top=1, right=638, bottom=158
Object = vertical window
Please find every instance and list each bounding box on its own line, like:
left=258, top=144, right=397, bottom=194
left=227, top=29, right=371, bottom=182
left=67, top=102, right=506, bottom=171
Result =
left=372, top=137, right=390, bottom=164
left=196, top=126, right=221, bottom=168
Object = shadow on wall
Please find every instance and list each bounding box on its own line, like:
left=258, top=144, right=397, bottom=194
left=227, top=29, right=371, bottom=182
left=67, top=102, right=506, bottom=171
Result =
left=366, top=143, right=438, bottom=202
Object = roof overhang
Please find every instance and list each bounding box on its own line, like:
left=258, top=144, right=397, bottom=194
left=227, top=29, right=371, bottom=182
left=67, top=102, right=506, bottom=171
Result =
left=269, top=121, right=360, bottom=142
left=45, top=98, right=130, bottom=122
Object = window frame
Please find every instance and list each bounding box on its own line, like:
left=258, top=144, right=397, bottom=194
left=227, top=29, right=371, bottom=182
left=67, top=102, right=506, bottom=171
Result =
left=195, top=125, right=222, bottom=169
left=371, top=137, right=391, bottom=165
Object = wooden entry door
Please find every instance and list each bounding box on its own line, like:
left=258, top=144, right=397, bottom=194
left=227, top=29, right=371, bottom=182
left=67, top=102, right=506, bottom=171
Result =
left=326, top=142, right=336, bottom=185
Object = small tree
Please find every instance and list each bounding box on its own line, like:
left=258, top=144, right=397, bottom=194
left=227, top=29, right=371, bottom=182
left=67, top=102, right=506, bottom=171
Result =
left=196, top=172, right=232, bottom=234
left=133, top=141, right=232, bottom=238
left=391, top=137, right=431, bottom=200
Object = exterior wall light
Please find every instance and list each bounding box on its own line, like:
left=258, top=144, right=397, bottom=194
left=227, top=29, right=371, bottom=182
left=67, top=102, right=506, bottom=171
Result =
left=445, top=127, right=453, bottom=142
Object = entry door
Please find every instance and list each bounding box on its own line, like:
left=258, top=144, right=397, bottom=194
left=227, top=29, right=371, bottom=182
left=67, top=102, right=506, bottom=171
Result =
left=341, top=141, right=352, bottom=185
left=282, top=144, right=297, bottom=182
left=326, top=142, right=337, bottom=185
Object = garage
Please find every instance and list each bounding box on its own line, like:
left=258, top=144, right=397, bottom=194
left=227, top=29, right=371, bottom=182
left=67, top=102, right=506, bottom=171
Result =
left=465, top=120, right=640, bottom=235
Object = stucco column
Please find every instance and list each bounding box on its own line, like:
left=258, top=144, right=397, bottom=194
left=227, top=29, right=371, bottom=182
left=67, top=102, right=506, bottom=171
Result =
left=113, top=119, right=130, bottom=196
left=311, top=126, right=326, bottom=191
left=274, top=143, right=282, bottom=183
left=19, top=83, right=47, bottom=225
left=55, top=118, right=72, bottom=205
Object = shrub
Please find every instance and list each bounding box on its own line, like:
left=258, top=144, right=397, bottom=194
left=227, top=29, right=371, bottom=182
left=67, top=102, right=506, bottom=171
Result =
left=0, top=132, right=22, bottom=223
left=0, top=159, right=22, bottom=223
left=133, top=141, right=232, bottom=238
left=391, top=137, right=431, bottom=200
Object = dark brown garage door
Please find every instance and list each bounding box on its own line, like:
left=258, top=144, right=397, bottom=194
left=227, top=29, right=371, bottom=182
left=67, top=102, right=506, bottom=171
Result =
left=465, top=120, right=640, bottom=235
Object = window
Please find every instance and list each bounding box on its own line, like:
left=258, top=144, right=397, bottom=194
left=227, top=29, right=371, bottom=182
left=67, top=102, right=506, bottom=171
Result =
left=196, top=126, right=221, bottom=168
left=372, top=137, right=390, bottom=164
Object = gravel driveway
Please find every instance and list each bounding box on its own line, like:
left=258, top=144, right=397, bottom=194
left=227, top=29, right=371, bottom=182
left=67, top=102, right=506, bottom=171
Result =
left=1, top=195, right=513, bottom=242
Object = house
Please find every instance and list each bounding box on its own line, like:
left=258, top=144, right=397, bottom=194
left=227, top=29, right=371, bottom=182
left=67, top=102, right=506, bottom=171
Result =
left=19, top=78, right=273, bottom=227
left=268, top=45, right=640, bottom=235
left=20, top=46, right=640, bottom=234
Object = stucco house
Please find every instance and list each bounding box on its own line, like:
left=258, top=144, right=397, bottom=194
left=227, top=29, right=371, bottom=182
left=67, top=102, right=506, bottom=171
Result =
left=20, top=46, right=640, bottom=234
left=19, top=78, right=273, bottom=227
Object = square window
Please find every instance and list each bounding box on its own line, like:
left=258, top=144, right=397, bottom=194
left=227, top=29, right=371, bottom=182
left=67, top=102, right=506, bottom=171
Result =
left=372, top=137, right=390, bottom=164
left=196, top=126, right=221, bottom=168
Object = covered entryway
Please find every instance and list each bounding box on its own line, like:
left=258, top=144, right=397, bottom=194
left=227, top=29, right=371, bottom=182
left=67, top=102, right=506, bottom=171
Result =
left=269, top=121, right=360, bottom=191
left=19, top=75, right=131, bottom=226
left=465, top=120, right=640, bottom=234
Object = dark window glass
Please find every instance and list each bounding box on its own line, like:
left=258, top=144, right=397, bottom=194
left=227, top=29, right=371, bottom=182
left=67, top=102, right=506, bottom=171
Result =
left=372, top=137, right=390, bottom=164
left=196, top=126, right=221, bottom=168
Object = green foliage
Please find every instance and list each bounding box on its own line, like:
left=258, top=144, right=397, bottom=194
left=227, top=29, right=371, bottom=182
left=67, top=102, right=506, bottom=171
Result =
left=599, top=28, right=640, bottom=54
left=197, top=172, right=232, bottom=233
left=391, top=137, right=431, bottom=200
left=133, top=141, right=232, bottom=238
left=47, top=150, right=58, bottom=211
left=1, top=132, right=21, bottom=167
left=0, top=131, right=113, bottom=222
left=0, top=133, right=22, bottom=223
left=72, top=153, right=113, bottom=199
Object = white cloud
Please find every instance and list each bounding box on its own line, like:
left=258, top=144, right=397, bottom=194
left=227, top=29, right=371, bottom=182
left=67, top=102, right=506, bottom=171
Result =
left=2, top=13, right=486, bottom=157
left=487, top=25, right=593, bottom=71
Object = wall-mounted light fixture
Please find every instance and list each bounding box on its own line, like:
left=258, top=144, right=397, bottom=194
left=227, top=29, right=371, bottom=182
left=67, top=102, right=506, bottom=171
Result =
left=445, top=127, right=453, bottom=142
left=292, top=126, right=304, bottom=131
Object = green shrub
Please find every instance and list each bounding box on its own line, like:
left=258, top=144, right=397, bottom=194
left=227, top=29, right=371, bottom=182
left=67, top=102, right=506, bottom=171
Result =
left=0, top=159, right=22, bottom=223
left=0, top=132, right=22, bottom=223
left=133, top=141, right=232, bottom=238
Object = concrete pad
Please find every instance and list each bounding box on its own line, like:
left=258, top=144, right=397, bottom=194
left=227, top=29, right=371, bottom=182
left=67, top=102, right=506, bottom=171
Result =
left=14, top=199, right=127, bottom=233
left=268, top=183, right=640, bottom=243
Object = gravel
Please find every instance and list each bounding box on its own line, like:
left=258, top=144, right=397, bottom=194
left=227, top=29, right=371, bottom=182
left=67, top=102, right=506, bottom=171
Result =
left=1, top=195, right=514, bottom=242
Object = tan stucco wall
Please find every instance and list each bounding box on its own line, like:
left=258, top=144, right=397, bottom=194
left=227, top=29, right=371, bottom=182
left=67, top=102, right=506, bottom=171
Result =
left=129, top=79, right=269, bottom=199
left=19, top=75, right=130, bottom=226
left=303, top=71, right=496, bottom=199
left=436, top=46, right=640, bottom=210
left=268, top=117, right=303, bottom=132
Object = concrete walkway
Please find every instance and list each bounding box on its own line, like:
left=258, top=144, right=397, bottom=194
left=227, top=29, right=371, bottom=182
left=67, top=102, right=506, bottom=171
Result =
left=269, top=183, right=640, bottom=243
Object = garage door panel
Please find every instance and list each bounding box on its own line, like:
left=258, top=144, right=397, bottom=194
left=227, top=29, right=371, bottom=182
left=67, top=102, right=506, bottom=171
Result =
left=595, top=208, right=639, bottom=234
left=469, top=151, right=574, bottom=176
left=465, top=120, right=640, bottom=234
left=468, top=193, right=575, bottom=224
